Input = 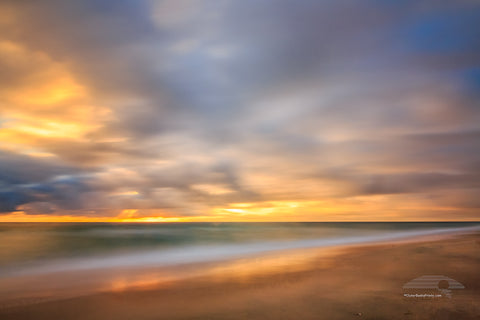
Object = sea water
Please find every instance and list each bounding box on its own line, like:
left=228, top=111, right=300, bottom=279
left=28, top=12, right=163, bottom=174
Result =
left=0, top=222, right=479, bottom=305
left=2, top=222, right=479, bottom=275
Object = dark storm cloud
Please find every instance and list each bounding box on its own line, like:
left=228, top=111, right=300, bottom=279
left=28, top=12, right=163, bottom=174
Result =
left=0, top=151, right=91, bottom=213
left=0, top=176, right=94, bottom=214
left=0, top=151, right=80, bottom=185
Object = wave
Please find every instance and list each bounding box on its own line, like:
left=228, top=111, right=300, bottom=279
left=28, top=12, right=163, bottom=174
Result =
left=4, top=225, right=479, bottom=278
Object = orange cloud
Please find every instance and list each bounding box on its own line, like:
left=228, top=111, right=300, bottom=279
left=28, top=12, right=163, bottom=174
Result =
left=0, top=41, right=112, bottom=159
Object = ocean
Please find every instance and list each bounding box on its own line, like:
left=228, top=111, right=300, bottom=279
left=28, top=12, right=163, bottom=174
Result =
left=2, top=222, right=479, bottom=274
left=1, top=222, right=479, bottom=305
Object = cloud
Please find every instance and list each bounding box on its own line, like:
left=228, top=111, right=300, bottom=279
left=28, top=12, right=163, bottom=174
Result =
left=0, top=153, right=89, bottom=213
left=0, top=0, right=479, bottom=220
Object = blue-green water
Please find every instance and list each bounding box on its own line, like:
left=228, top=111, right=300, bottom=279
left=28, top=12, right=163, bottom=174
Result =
left=1, top=222, right=479, bottom=276
left=0, top=222, right=479, bottom=305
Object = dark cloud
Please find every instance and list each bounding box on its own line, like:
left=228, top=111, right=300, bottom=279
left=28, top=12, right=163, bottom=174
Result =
left=0, top=174, right=92, bottom=213
left=0, top=151, right=80, bottom=185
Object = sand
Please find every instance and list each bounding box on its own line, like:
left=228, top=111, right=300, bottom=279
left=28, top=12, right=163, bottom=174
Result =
left=1, top=232, right=479, bottom=320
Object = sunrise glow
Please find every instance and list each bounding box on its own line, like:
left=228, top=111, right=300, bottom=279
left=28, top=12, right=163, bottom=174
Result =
left=0, top=0, right=479, bottom=222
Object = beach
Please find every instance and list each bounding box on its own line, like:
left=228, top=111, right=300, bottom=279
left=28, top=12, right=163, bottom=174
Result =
left=2, top=0, right=480, bottom=317
left=1, top=228, right=479, bottom=320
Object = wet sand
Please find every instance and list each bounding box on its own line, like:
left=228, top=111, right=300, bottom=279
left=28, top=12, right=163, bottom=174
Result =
left=1, top=232, right=479, bottom=320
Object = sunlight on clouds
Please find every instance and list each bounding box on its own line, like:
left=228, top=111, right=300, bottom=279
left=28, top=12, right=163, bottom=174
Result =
left=0, top=193, right=475, bottom=222
left=207, top=196, right=470, bottom=222
left=112, top=191, right=140, bottom=197
left=115, top=216, right=189, bottom=223
left=10, top=75, right=84, bottom=106
left=0, top=41, right=84, bottom=107
left=0, top=0, right=478, bottom=221
left=6, top=122, right=92, bottom=139
left=118, top=209, right=139, bottom=219
left=0, top=211, right=111, bottom=223
left=213, top=201, right=303, bottom=217
left=0, top=40, right=112, bottom=157
left=23, top=151, right=56, bottom=158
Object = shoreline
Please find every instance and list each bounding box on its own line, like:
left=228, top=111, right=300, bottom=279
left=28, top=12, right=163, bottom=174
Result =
left=1, top=231, right=479, bottom=319
left=4, top=224, right=479, bottom=277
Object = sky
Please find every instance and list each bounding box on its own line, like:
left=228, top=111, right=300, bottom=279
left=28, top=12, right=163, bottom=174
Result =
left=0, top=0, right=479, bottom=222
